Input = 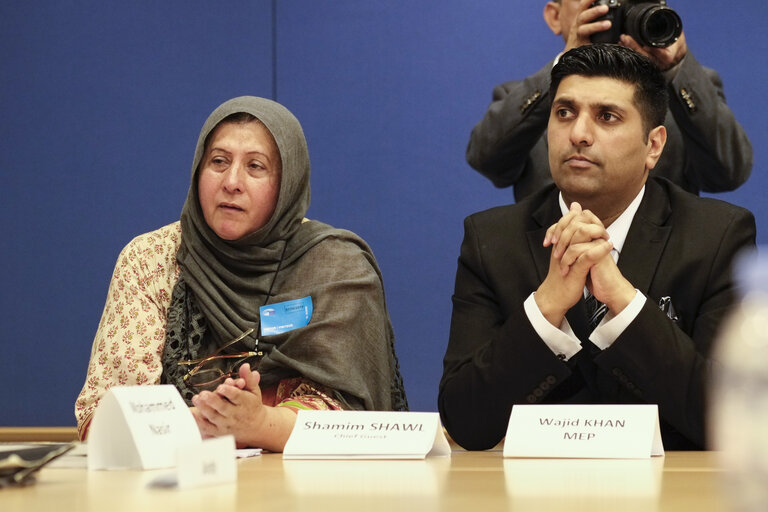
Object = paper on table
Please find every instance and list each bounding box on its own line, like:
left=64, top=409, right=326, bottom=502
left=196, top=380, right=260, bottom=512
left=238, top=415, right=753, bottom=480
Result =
left=235, top=448, right=262, bottom=458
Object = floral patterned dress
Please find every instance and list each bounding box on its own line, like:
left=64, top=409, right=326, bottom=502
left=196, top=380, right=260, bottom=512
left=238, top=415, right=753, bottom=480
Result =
left=75, top=222, right=342, bottom=440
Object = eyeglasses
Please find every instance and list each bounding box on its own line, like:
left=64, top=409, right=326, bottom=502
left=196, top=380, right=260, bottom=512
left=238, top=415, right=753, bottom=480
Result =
left=178, top=327, right=263, bottom=392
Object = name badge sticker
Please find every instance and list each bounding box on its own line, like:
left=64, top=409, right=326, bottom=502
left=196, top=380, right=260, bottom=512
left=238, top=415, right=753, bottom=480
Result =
left=260, top=296, right=313, bottom=336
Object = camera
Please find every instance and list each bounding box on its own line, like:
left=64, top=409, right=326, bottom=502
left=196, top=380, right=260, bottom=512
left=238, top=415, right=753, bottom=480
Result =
left=590, top=0, right=682, bottom=48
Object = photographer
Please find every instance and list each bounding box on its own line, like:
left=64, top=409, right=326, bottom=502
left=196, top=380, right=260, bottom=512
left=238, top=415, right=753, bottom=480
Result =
left=466, top=0, right=752, bottom=201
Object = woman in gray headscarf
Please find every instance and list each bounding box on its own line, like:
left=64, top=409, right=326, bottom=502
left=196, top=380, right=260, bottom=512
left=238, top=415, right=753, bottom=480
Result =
left=75, top=96, right=407, bottom=451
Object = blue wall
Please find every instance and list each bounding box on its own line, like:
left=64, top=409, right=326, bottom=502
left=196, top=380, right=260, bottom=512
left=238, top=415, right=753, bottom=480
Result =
left=2, top=1, right=765, bottom=425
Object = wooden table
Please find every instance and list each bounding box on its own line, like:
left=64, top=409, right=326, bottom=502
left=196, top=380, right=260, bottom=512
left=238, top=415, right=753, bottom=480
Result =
left=0, top=449, right=731, bottom=511
left=0, top=427, right=78, bottom=443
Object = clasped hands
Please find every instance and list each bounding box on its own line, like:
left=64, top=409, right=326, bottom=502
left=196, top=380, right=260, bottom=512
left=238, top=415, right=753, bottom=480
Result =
left=190, top=362, right=298, bottom=452
left=534, top=202, right=635, bottom=328
left=190, top=363, right=267, bottom=447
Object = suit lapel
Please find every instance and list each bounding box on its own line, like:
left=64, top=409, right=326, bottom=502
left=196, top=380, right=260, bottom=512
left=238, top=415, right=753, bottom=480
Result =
left=617, top=179, right=673, bottom=294
left=527, top=189, right=560, bottom=283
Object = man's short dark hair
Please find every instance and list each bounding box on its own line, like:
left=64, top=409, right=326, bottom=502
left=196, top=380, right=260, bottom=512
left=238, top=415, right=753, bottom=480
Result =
left=550, top=44, right=668, bottom=136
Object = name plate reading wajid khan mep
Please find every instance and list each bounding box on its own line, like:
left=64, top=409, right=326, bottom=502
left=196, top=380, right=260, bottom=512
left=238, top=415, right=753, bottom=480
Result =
left=503, top=404, right=664, bottom=459
left=283, top=410, right=451, bottom=459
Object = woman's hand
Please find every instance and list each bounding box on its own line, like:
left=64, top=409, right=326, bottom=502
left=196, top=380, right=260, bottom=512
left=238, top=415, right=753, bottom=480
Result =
left=190, top=363, right=298, bottom=452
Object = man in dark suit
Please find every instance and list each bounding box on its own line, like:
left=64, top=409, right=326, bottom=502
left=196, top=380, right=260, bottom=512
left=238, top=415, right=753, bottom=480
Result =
left=439, top=43, right=755, bottom=451
left=466, top=0, right=752, bottom=200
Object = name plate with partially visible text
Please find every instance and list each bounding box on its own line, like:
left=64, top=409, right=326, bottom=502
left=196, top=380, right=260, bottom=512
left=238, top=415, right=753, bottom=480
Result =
left=147, top=435, right=239, bottom=490
left=88, top=385, right=201, bottom=470
left=175, top=435, right=238, bottom=488
left=503, top=404, right=664, bottom=459
left=283, top=410, right=451, bottom=459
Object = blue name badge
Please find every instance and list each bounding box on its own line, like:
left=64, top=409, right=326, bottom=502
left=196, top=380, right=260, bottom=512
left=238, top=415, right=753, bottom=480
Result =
left=260, top=296, right=313, bottom=336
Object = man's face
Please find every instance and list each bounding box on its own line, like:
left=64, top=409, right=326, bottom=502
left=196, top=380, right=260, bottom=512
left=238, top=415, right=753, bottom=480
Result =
left=547, top=74, right=665, bottom=216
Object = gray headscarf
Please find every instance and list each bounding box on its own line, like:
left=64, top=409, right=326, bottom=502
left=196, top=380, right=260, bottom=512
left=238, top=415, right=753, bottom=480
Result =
left=161, top=96, right=407, bottom=412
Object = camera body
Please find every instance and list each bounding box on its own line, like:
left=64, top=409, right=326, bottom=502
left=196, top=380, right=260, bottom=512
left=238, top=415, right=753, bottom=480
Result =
left=590, top=0, right=682, bottom=48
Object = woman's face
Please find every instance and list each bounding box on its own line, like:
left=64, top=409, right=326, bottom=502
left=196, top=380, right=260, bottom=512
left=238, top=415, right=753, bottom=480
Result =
left=198, top=121, right=281, bottom=241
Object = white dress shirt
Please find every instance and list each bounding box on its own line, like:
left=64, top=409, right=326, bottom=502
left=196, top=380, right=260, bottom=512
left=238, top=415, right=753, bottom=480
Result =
left=523, top=187, right=648, bottom=360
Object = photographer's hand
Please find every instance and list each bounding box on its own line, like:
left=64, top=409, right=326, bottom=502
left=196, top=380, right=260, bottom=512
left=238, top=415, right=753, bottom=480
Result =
left=563, top=0, right=612, bottom=52
left=620, top=31, right=688, bottom=72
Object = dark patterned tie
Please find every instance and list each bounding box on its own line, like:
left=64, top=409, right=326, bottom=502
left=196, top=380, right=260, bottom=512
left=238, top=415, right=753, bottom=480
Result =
left=585, top=292, right=608, bottom=333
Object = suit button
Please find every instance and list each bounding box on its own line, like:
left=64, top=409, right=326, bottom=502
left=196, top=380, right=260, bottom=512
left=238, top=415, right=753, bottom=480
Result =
left=546, top=375, right=557, bottom=384
left=540, top=381, right=550, bottom=391
left=533, top=388, right=544, bottom=397
left=526, top=394, right=537, bottom=403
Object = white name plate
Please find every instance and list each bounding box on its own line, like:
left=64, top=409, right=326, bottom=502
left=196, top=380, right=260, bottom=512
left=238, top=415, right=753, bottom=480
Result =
left=283, top=410, right=451, bottom=459
left=503, top=404, right=664, bottom=459
left=88, top=385, right=201, bottom=470
left=176, top=435, right=237, bottom=489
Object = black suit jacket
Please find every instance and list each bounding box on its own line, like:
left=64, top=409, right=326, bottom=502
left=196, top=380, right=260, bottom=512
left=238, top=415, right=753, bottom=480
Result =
left=439, top=178, right=756, bottom=450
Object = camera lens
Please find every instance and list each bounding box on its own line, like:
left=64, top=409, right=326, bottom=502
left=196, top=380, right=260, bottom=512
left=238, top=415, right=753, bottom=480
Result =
left=626, top=4, right=682, bottom=48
